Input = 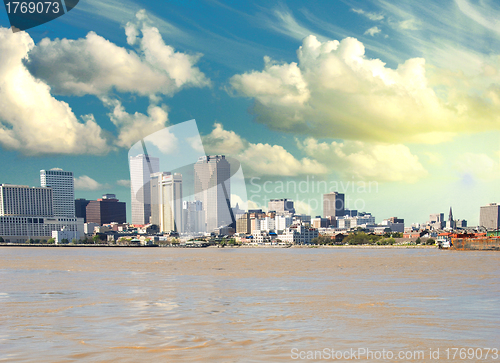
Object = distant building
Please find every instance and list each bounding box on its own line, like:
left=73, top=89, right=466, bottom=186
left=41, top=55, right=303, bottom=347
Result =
left=84, top=222, right=99, bottom=235
left=75, top=198, right=90, bottom=222
left=429, top=213, right=445, bottom=230
left=275, top=215, right=292, bottom=231
left=278, top=225, right=318, bottom=244
left=312, top=217, right=329, bottom=229
left=183, top=200, right=205, bottom=234
left=337, top=215, right=376, bottom=229
left=259, top=216, right=276, bottom=231
left=194, top=155, right=233, bottom=232
left=236, top=213, right=251, bottom=234
left=40, top=169, right=75, bottom=217
left=129, top=154, right=160, bottom=225
left=268, top=198, right=295, bottom=215
left=380, top=218, right=404, bottom=233
left=52, top=228, right=81, bottom=244
left=86, top=194, right=126, bottom=225
left=480, top=203, right=500, bottom=230
left=150, top=172, right=183, bottom=233
left=323, top=192, right=345, bottom=218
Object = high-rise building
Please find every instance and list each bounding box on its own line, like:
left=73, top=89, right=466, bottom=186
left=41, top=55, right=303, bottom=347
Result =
left=86, top=194, right=126, bottom=225
left=40, top=169, right=75, bottom=217
left=323, top=192, right=345, bottom=218
left=480, top=203, right=500, bottom=230
left=194, top=155, right=233, bottom=232
left=150, top=172, right=182, bottom=232
left=129, top=154, right=160, bottom=225
left=268, top=198, right=295, bottom=215
left=0, top=184, right=53, bottom=217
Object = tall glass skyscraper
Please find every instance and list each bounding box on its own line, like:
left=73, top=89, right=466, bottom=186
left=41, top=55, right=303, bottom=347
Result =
left=40, top=168, right=75, bottom=217
left=194, top=155, right=232, bottom=232
left=129, top=154, right=160, bottom=225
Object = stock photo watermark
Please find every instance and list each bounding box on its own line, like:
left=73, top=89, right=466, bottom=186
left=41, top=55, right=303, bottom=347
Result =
left=291, top=347, right=499, bottom=360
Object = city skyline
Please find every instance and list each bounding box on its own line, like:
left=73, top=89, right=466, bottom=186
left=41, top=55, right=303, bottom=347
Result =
left=0, top=0, right=498, bottom=225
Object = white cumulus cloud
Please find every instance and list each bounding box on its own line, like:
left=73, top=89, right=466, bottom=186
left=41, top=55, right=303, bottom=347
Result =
left=25, top=10, right=210, bottom=98
left=117, top=179, right=131, bottom=187
left=74, top=175, right=109, bottom=191
left=102, top=97, right=171, bottom=148
left=297, top=138, right=428, bottom=182
left=364, top=26, right=381, bottom=36
left=229, top=35, right=500, bottom=143
left=203, top=123, right=327, bottom=177
left=0, top=28, right=109, bottom=155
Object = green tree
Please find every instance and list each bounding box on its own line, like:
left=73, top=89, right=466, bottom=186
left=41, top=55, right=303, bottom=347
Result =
left=415, top=237, right=421, bottom=244
left=426, top=238, right=436, bottom=245
left=61, top=238, right=69, bottom=244
left=92, top=235, right=100, bottom=244
left=47, top=237, right=55, bottom=244
left=26, top=238, right=34, bottom=244
left=71, top=238, right=77, bottom=244
left=0, top=236, right=4, bottom=242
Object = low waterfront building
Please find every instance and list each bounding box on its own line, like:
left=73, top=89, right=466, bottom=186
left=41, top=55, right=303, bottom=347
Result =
left=278, top=225, right=318, bottom=244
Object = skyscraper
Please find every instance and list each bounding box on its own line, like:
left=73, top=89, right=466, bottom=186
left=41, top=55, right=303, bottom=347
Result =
left=480, top=203, right=500, bottom=230
left=129, top=154, right=160, bottom=225
left=40, top=168, right=75, bottom=217
left=150, top=172, right=183, bottom=232
left=194, top=155, right=233, bottom=232
left=323, top=192, right=345, bottom=218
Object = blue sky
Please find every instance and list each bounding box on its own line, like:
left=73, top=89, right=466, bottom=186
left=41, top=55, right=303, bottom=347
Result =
left=0, top=0, right=499, bottom=225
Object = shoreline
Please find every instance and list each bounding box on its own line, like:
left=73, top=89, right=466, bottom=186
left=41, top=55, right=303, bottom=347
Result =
left=0, top=243, right=437, bottom=249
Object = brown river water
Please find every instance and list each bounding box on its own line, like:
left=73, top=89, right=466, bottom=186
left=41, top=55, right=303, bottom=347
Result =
left=0, top=247, right=499, bottom=362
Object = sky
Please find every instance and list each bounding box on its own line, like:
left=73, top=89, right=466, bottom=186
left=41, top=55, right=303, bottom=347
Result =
left=0, top=0, right=499, bottom=225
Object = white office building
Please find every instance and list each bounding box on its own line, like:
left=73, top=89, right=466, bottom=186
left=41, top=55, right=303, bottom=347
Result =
left=259, top=216, right=276, bottom=232
left=275, top=215, right=293, bottom=231
left=0, top=216, right=83, bottom=243
left=129, top=154, right=160, bottom=225
left=0, top=184, right=53, bottom=217
left=40, top=169, right=75, bottom=217
left=150, top=172, right=183, bottom=233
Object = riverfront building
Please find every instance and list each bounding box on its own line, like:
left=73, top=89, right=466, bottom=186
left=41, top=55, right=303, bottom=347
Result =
left=480, top=203, right=500, bottom=230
